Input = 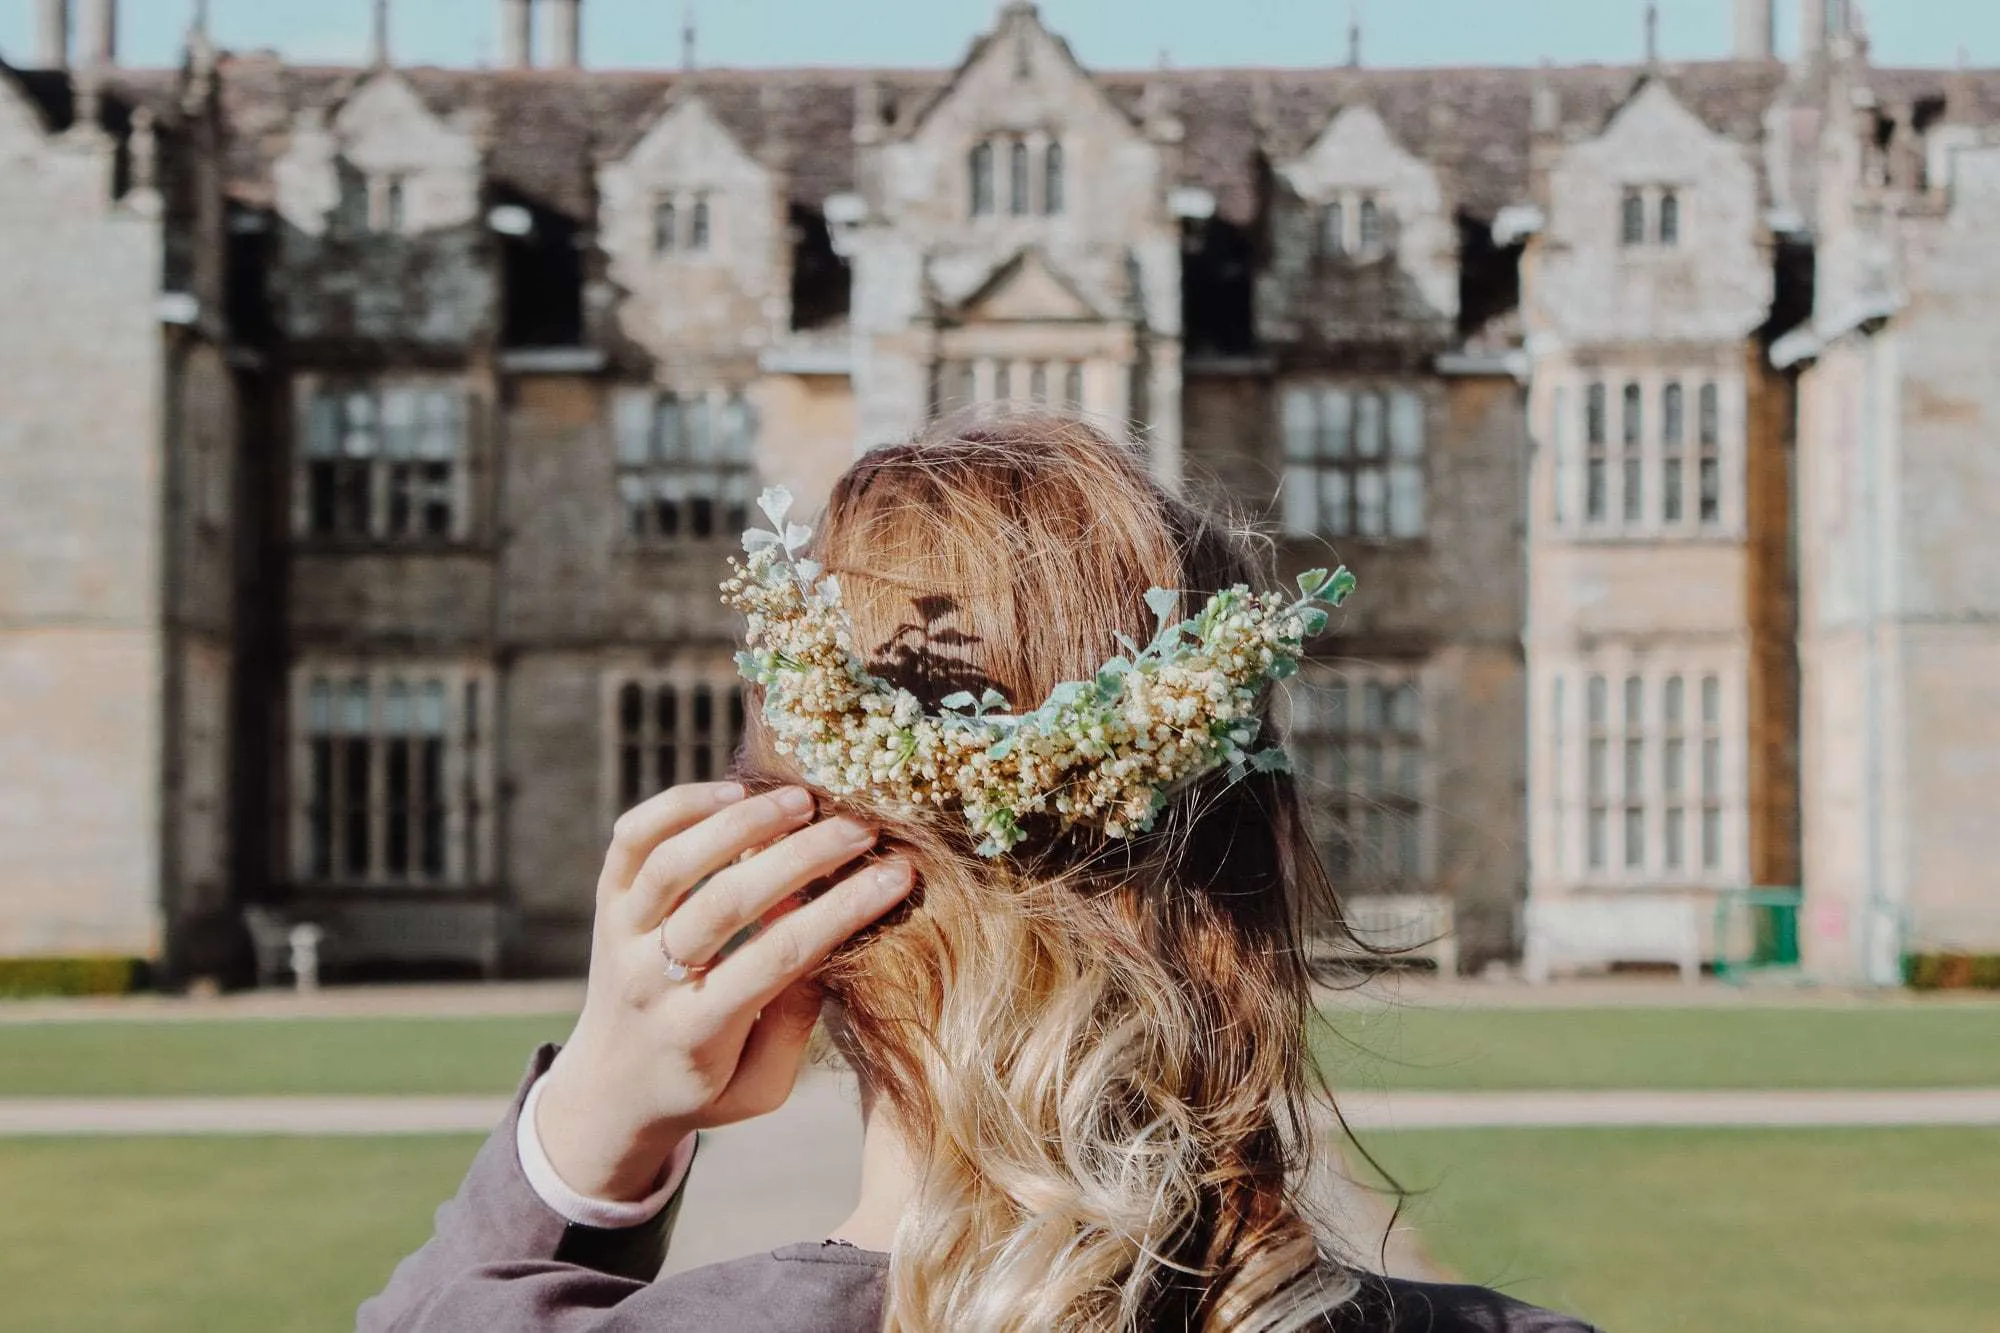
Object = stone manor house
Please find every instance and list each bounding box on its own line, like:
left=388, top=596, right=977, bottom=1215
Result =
left=3, top=0, right=1997, bottom=984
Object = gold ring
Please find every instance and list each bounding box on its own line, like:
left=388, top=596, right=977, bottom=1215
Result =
left=659, top=919, right=709, bottom=984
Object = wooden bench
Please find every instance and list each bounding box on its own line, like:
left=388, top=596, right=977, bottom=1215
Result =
left=1523, top=895, right=1702, bottom=984
left=1324, top=894, right=1459, bottom=976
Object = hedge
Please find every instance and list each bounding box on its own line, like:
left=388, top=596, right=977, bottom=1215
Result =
left=1904, top=953, right=2000, bottom=992
left=0, top=956, right=146, bottom=998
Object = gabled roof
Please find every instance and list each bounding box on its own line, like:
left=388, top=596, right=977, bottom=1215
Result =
left=898, top=3, right=1142, bottom=140
left=945, top=246, right=1108, bottom=323
left=201, top=54, right=2000, bottom=227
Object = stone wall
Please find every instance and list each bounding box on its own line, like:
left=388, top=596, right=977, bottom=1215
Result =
left=0, top=90, right=168, bottom=956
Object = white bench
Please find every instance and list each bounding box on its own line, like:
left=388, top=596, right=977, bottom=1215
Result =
left=1328, top=894, right=1459, bottom=976
left=1523, top=895, right=1701, bottom=984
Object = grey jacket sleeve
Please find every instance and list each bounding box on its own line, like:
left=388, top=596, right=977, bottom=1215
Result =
left=356, top=1044, right=697, bottom=1333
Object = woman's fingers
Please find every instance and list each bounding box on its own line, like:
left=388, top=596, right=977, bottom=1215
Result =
left=710, top=979, right=825, bottom=1121
left=600, top=782, right=747, bottom=894
left=659, top=816, right=880, bottom=967
left=621, top=786, right=818, bottom=930
left=705, top=859, right=915, bottom=1013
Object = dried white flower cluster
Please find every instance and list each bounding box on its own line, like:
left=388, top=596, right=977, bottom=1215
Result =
left=723, top=488, right=1355, bottom=857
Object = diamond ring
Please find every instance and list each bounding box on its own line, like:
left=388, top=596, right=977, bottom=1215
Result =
left=659, top=920, right=709, bottom=984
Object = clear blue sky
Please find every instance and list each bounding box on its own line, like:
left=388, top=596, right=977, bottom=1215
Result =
left=3, top=0, right=1997, bottom=71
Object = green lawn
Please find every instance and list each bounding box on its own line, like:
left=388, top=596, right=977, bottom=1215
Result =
left=0, top=1016, right=571, bottom=1096
left=1, top=1004, right=1997, bottom=1096
left=1311, top=1003, right=2000, bottom=1091
left=1361, top=1127, right=2000, bottom=1333
left=0, top=1135, right=481, bottom=1333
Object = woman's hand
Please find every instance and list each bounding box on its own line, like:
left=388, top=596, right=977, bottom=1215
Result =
left=533, top=781, right=912, bottom=1202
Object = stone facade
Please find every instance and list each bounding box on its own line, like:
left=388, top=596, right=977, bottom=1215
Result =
left=2, top=1, right=1997, bottom=983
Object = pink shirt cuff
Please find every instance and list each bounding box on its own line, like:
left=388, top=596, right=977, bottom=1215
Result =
left=516, top=1074, right=697, bottom=1230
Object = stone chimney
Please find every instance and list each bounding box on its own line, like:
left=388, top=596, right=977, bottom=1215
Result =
left=35, top=0, right=68, bottom=70
left=545, top=0, right=582, bottom=69
left=500, top=0, right=533, bottom=68
left=78, top=0, right=114, bottom=67
left=1734, top=0, right=1774, bottom=60
left=370, top=0, right=391, bottom=67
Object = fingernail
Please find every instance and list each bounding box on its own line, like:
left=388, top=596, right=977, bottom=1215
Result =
left=843, top=821, right=881, bottom=848
left=869, top=862, right=913, bottom=893
left=775, top=786, right=815, bottom=815
left=714, top=782, right=747, bottom=804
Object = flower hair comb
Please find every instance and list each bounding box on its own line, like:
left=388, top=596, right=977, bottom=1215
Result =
left=723, top=488, right=1354, bottom=857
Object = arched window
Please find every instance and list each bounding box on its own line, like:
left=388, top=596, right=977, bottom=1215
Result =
left=1009, top=138, right=1032, bottom=216
left=1043, top=139, right=1065, bottom=216
left=1659, top=189, right=1681, bottom=245
left=689, top=196, right=711, bottom=252
left=1621, top=189, right=1647, bottom=246
left=1358, top=197, right=1383, bottom=249
left=1323, top=200, right=1347, bottom=257
left=653, top=199, right=678, bottom=254
left=969, top=141, right=996, bottom=217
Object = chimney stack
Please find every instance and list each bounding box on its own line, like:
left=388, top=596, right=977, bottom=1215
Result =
left=1346, top=0, right=1363, bottom=68
left=78, top=0, right=114, bottom=67
left=371, top=0, right=392, bottom=66
left=1734, top=0, right=1774, bottom=59
left=545, top=0, right=582, bottom=68
left=500, top=0, right=533, bottom=68
left=35, top=0, right=68, bottom=70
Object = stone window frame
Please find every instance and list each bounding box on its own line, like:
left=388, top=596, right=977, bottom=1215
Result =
left=294, top=376, right=475, bottom=546
left=288, top=661, right=495, bottom=891
left=1545, top=657, right=1739, bottom=889
left=1279, top=382, right=1427, bottom=542
left=603, top=667, right=748, bottom=821
left=1619, top=184, right=1686, bottom=249
left=1556, top=370, right=1738, bottom=540
left=968, top=132, right=1065, bottom=220
left=611, top=386, right=759, bottom=547
left=650, top=190, right=717, bottom=256
left=1281, top=663, right=1430, bottom=890
left=1318, top=189, right=1395, bottom=260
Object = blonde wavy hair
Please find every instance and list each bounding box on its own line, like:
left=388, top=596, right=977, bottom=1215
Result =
left=740, top=413, right=1363, bottom=1332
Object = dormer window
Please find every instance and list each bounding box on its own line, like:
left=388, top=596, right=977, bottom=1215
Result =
left=376, top=177, right=407, bottom=233
left=1317, top=192, right=1393, bottom=259
left=969, top=135, right=1065, bottom=220
left=650, top=193, right=717, bottom=256
left=1322, top=201, right=1347, bottom=256
left=1621, top=190, right=1647, bottom=246
left=1358, top=198, right=1383, bottom=250
left=1621, top=187, right=1684, bottom=247
left=1009, top=139, right=1032, bottom=216
left=970, top=142, right=997, bottom=217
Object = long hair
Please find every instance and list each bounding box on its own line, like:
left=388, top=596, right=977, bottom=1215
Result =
left=738, top=412, right=1361, bottom=1332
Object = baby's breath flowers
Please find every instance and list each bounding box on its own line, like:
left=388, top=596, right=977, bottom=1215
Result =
left=723, top=488, right=1354, bottom=857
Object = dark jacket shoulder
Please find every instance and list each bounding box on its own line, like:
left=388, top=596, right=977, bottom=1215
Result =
left=1330, top=1274, right=1602, bottom=1333
left=653, top=1243, right=887, bottom=1332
